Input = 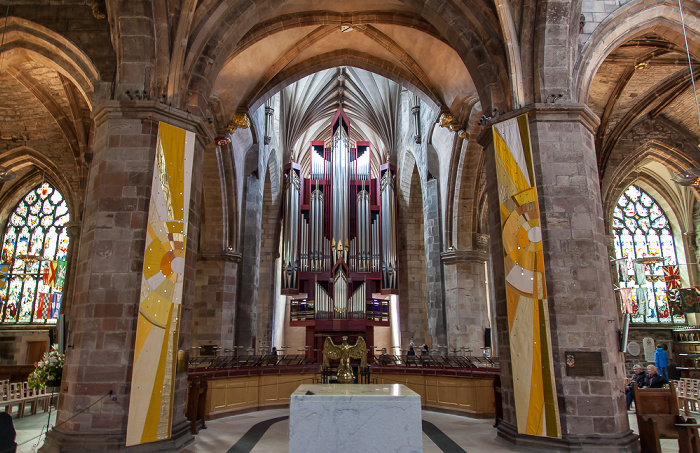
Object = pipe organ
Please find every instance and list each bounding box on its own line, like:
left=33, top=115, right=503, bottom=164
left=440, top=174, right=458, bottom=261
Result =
left=281, top=107, right=397, bottom=353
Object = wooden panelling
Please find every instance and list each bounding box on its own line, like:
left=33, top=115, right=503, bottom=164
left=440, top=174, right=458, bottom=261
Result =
left=204, top=373, right=494, bottom=418
left=375, top=374, right=494, bottom=417
left=206, top=373, right=318, bottom=417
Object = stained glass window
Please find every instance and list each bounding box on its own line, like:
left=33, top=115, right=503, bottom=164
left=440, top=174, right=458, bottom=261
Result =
left=0, top=183, right=70, bottom=324
left=612, top=185, right=683, bottom=324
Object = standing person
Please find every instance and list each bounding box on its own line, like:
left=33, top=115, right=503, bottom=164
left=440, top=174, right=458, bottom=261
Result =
left=655, top=344, right=669, bottom=379
left=625, top=364, right=646, bottom=410
left=421, top=344, right=430, bottom=356
left=407, top=345, right=415, bottom=356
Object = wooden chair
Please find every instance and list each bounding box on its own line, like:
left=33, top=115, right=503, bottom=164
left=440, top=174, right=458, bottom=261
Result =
left=633, top=382, right=700, bottom=453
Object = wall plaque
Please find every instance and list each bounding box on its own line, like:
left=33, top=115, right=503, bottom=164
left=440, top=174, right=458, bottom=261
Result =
left=565, top=351, right=604, bottom=377
left=626, top=341, right=641, bottom=356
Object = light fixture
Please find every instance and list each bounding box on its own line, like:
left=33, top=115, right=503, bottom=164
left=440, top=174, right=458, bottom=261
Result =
left=672, top=0, right=700, bottom=186
left=634, top=61, right=649, bottom=70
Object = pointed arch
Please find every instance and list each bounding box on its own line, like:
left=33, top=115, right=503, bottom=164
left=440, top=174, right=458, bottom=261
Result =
left=0, top=16, right=99, bottom=105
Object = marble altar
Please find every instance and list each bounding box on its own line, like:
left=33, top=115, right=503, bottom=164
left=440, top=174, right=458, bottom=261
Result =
left=289, top=383, right=422, bottom=453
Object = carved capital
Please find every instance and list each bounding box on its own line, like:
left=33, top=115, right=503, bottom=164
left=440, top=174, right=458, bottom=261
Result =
left=441, top=248, right=488, bottom=265
left=226, top=113, right=250, bottom=134
left=198, top=250, right=242, bottom=263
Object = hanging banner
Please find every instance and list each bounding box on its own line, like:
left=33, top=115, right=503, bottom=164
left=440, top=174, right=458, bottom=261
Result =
left=680, top=288, right=698, bottom=314
left=49, top=291, right=62, bottom=319
left=126, top=122, right=195, bottom=446
left=492, top=114, right=561, bottom=438
left=663, top=265, right=680, bottom=289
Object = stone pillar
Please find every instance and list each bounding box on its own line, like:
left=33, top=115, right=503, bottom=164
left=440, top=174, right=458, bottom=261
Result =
left=423, top=179, right=447, bottom=350
left=41, top=101, right=205, bottom=452
left=236, top=174, right=263, bottom=348
left=441, top=248, right=490, bottom=355
left=480, top=104, right=637, bottom=451
left=193, top=251, right=240, bottom=350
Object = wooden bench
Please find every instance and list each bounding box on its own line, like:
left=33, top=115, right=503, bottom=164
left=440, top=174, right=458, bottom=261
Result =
left=633, top=382, right=700, bottom=453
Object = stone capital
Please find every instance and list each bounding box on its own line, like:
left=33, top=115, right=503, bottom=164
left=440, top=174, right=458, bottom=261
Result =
left=477, top=102, right=600, bottom=147
left=441, top=248, right=488, bottom=265
left=91, top=100, right=213, bottom=147
left=198, top=250, right=242, bottom=263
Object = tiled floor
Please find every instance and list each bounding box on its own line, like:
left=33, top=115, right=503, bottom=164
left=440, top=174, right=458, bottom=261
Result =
left=7, top=407, right=686, bottom=452
left=10, top=407, right=56, bottom=453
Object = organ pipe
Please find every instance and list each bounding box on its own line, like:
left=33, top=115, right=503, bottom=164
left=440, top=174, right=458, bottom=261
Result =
left=334, top=268, right=348, bottom=319
left=331, top=124, right=349, bottom=264
left=281, top=107, right=399, bottom=325
left=281, top=169, right=300, bottom=291
left=381, top=167, right=398, bottom=290
left=357, top=190, right=370, bottom=272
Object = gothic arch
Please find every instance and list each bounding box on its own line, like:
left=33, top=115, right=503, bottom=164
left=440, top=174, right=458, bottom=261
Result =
left=0, top=16, right=99, bottom=104
left=0, top=146, right=78, bottom=223
left=178, top=0, right=509, bottom=115
left=575, top=0, right=700, bottom=104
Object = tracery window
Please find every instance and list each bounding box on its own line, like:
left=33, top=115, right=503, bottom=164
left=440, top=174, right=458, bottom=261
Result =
left=612, top=184, right=683, bottom=324
left=0, top=182, right=70, bottom=324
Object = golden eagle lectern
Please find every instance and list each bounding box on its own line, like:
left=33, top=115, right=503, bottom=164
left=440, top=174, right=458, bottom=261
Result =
left=322, top=336, right=367, bottom=384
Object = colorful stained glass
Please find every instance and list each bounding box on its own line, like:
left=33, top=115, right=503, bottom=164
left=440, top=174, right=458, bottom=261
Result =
left=0, top=183, right=70, bottom=324
left=613, top=184, right=682, bottom=324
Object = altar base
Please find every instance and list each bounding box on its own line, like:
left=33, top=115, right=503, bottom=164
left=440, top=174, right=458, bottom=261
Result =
left=289, top=384, right=422, bottom=453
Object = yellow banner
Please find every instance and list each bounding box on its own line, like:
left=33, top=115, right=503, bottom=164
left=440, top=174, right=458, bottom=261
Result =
left=126, top=122, right=195, bottom=446
left=493, top=114, right=560, bottom=438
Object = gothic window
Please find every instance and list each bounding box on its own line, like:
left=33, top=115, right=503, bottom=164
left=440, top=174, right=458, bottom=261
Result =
left=612, top=184, right=682, bottom=324
left=0, top=182, right=70, bottom=324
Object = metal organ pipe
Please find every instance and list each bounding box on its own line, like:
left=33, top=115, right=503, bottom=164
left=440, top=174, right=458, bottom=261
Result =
left=282, top=171, right=300, bottom=291
left=357, top=190, right=370, bottom=272
left=380, top=169, right=398, bottom=290
left=332, top=126, right=349, bottom=263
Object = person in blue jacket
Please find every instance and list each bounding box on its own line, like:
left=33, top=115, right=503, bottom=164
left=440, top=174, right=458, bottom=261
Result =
left=655, top=344, right=669, bottom=379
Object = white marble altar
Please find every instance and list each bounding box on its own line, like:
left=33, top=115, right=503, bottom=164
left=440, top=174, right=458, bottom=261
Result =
left=289, top=383, right=422, bottom=453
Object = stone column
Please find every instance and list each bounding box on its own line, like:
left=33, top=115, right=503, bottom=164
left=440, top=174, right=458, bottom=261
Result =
left=423, top=179, right=447, bottom=351
left=235, top=174, right=263, bottom=348
left=193, top=251, right=240, bottom=350
left=480, top=104, right=637, bottom=451
left=441, top=248, right=490, bottom=355
left=41, top=101, right=205, bottom=452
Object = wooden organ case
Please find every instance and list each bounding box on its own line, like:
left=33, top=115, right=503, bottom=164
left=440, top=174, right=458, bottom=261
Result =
left=280, top=107, right=398, bottom=360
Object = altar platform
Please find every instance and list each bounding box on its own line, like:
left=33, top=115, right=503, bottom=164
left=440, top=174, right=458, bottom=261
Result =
left=289, top=383, right=422, bottom=453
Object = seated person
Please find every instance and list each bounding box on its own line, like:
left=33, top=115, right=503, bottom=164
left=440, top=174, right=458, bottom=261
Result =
left=625, top=364, right=646, bottom=410
left=641, top=365, right=669, bottom=388
left=379, top=348, right=391, bottom=365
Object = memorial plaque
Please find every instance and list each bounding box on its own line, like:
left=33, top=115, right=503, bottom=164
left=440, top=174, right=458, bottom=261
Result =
left=564, top=351, right=604, bottom=377
left=627, top=341, right=641, bottom=357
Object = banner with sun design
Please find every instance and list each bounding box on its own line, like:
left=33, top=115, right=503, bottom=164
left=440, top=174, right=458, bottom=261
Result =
left=493, top=114, right=561, bottom=438
left=126, top=122, right=194, bottom=446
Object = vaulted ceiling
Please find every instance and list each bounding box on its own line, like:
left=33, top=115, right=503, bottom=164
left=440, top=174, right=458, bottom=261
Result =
left=279, top=67, right=402, bottom=175
left=588, top=33, right=700, bottom=174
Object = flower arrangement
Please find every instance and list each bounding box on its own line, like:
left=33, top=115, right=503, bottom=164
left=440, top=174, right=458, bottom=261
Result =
left=28, top=344, right=65, bottom=390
